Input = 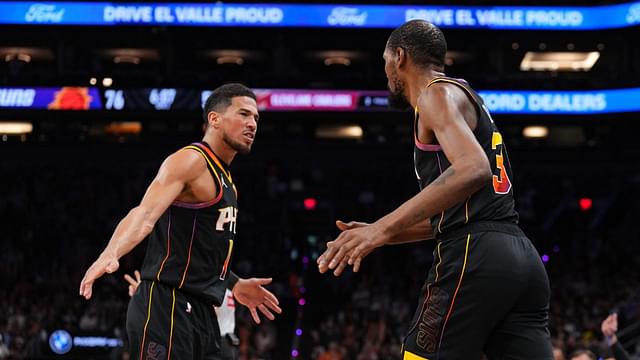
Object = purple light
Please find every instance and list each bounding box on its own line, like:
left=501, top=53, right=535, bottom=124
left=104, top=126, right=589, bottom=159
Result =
left=298, top=298, right=306, bottom=306
left=295, top=328, right=303, bottom=336
left=292, top=349, right=299, bottom=357
left=300, top=287, right=306, bottom=294
left=302, top=256, right=309, bottom=264
left=541, top=254, right=549, bottom=263
left=552, top=245, right=560, bottom=253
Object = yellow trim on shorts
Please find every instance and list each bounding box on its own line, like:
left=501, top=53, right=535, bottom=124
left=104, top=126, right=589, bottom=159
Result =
left=139, top=282, right=155, bottom=360
left=167, top=288, right=176, bottom=359
left=404, top=350, right=429, bottom=360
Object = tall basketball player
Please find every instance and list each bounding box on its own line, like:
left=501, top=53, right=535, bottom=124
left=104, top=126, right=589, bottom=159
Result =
left=318, top=20, right=553, bottom=359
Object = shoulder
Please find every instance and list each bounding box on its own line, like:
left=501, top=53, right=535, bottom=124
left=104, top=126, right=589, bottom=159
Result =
left=418, top=81, right=468, bottom=111
left=417, top=82, right=473, bottom=127
left=157, top=146, right=207, bottom=182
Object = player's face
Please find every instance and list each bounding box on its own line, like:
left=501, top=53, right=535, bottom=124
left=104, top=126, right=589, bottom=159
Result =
left=383, top=48, right=411, bottom=110
left=220, top=96, right=259, bottom=154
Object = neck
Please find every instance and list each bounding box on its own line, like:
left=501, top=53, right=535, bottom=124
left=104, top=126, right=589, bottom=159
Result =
left=406, top=68, right=445, bottom=108
left=202, top=132, right=235, bottom=165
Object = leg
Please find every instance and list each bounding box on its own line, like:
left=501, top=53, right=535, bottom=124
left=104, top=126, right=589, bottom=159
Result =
left=217, top=335, right=238, bottom=360
left=403, top=231, right=552, bottom=359
left=127, top=281, right=195, bottom=360
left=200, top=303, right=223, bottom=360
left=484, top=237, right=553, bottom=360
left=403, top=234, right=491, bottom=359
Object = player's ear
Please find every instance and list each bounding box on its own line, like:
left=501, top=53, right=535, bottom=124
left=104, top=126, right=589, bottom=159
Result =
left=208, top=111, right=221, bottom=129
left=395, top=47, right=407, bottom=68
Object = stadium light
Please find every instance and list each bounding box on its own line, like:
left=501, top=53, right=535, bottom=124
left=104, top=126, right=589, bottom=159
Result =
left=523, top=125, right=549, bottom=138
left=105, top=121, right=142, bottom=135
left=303, top=198, right=317, bottom=210
left=579, top=198, right=593, bottom=211
left=324, top=56, right=351, bottom=66
left=0, top=121, right=33, bottom=134
left=316, top=125, right=363, bottom=139
left=520, top=51, right=600, bottom=71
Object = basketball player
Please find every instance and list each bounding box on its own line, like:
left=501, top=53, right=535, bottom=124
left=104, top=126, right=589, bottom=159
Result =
left=79, top=83, right=281, bottom=359
left=318, top=20, right=553, bottom=359
left=125, top=271, right=239, bottom=360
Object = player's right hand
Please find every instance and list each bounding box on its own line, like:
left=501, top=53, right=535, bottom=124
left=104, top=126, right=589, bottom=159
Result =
left=124, top=270, right=142, bottom=297
left=317, top=220, right=371, bottom=276
left=79, top=253, right=120, bottom=300
left=335, top=220, right=369, bottom=231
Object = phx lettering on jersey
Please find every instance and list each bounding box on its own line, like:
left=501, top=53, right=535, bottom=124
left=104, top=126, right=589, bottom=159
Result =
left=216, top=206, right=238, bottom=233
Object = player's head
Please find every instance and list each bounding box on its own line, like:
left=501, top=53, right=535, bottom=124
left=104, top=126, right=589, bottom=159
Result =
left=568, top=350, right=596, bottom=360
left=384, top=20, right=447, bottom=109
left=203, top=83, right=259, bottom=154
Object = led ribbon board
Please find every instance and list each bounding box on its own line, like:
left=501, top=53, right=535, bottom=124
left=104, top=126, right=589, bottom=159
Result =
left=2, top=87, right=640, bottom=114
left=479, top=88, right=640, bottom=114
left=0, top=87, right=102, bottom=110
left=0, top=2, right=639, bottom=29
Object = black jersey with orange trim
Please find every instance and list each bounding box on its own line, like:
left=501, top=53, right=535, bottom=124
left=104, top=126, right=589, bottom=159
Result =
left=140, top=141, right=238, bottom=306
left=414, top=77, right=519, bottom=236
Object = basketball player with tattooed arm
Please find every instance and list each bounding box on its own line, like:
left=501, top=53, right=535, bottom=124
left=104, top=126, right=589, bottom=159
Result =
left=79, top=83, right=282, bottom=359
left=318, top=20, right=553, bottom=359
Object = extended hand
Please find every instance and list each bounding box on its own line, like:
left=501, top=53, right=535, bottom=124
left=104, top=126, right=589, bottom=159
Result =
left=124, top=270, right=142, bottom=297
left=79, top=252, right=120, bottom=300
left=318, top=220, right=385, bottom=276
left=233, top=278, right=282, bottom=324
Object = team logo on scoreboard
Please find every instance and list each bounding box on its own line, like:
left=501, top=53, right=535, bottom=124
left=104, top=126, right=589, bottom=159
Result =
left=48, top=87, right=93, bottom=110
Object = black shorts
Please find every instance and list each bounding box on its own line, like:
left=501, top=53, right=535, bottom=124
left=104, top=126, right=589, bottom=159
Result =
left=217, top=334, right=239, bottom=360
left=402, top=221, right=553, bottom=360
left=127, top=280, right=221, bottom=360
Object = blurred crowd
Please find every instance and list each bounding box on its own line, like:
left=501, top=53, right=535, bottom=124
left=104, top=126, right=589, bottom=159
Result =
left=1, top=143, right=639, bottom=359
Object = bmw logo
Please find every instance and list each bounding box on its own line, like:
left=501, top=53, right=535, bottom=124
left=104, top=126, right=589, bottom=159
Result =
left=49, top=330, right=73, bottom=355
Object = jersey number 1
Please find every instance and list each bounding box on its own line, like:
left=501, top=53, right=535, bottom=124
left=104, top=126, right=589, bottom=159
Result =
left=491, top=132, right=512, bottom=194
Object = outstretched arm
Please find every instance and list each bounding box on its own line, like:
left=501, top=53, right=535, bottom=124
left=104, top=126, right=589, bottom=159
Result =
left=375, top=84, right=491, bottom=239
left=318, top=219, right=433, bottom=275
left=336, top=219, right=433, bottom=245
left=385, top=218, right=433, bottom=245
left=123, top=268, right=281, bottom=325
left=79, top=150, right=206, bottom=299
left=320, top=83, right=491, bottom=274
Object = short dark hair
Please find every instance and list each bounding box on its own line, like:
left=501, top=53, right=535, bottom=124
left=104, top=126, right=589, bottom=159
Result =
left=203, top=83, right=256, bottom=122
left=568, top=349, right=597, bottom=360
left=386, top=19, right=447, bottom=68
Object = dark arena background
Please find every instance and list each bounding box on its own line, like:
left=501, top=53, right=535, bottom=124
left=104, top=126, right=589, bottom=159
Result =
left=1, top=0, right=640, bottom=359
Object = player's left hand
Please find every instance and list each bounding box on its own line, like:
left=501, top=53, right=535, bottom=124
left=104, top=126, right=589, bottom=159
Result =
left=232, top=278, right=282, bottom=324
left=318, top=220, right=387, bottom=276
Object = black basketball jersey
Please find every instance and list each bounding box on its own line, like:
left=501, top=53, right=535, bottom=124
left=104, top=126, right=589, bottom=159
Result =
left=414, top=77, right=519, bottom=236
left=140, top=141, right=238, bottom=306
